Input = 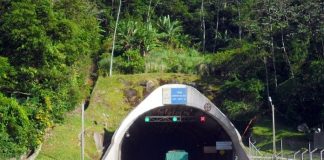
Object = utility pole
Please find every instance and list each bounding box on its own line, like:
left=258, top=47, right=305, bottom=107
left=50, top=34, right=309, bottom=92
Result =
left=200, top=0, right=206, bottom=52
left=269, top=96, right=276, bottom=159
left=81, top=103, right=85, bottom=160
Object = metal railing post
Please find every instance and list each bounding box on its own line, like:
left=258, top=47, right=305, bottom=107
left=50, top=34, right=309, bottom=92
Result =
left=280, top=139, right=283, bottom=159
left=310, top=148, right=317, bottom=160
left=249, top=137, right=252, bottom=156
left=309, top=142, right=311, bottom=160
left=301, top=149, right=308, bottom=160
left=320, top=149, right=324, bottom=160
left=294, top=150, right=301, bottom=160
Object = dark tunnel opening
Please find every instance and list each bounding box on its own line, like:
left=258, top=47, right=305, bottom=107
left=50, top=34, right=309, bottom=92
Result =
left=121, top=106, right=234, bottom=160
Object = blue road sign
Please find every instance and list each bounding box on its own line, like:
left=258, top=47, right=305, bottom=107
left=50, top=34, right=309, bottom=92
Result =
left=171, top=88, right=187, bottom=105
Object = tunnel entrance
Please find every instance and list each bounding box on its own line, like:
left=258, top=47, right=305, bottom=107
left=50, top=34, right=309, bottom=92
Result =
left=121, top=106, right=233, bottom=160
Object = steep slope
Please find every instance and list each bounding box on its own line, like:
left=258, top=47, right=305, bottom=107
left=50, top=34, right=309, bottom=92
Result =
left=37, top=73, right=200, bottom=159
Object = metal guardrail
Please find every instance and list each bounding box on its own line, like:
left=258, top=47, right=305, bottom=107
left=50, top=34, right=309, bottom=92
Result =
left=249, top=156, right=288, bottom=160
left=293, top=150, right=301, bottom=159
left=310, top=148, right=317, bottom=160
left=248, top=139, right=324, bottom=160
left=247, top=135, right=324, bottom=160
left=249, top=137, right=263, bottom=157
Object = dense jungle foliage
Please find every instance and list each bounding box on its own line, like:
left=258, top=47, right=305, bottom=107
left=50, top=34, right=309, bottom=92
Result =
left=0, top=0, right=323, bottom=158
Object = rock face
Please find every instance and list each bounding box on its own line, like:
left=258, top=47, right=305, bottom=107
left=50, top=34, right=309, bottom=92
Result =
left=94, top=132, right=104, bottom=152
left=144, top=80, right=156, bottom=96
left=139, top=80, right=158, bottom=97
left=124, top=88, right=139, bottom=106
left=125, top=78, right=187, bottom=106
left=158, top=78, right=179, bottom=85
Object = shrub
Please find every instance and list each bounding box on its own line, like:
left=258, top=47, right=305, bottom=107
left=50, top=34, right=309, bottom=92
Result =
left=220, top=78, right=264, bottom=120
left=115, top=50, right=145, bottom=74
left=223, top=100, right=254, bottom=119
left=98, top=54, right=111, bottom=76
left=0, top=94, right=34, bottom=158
left=145, top=48, right=204, bottom=74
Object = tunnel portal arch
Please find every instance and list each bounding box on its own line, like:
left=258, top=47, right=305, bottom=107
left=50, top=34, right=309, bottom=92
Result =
left=103, top=84, right=249, bottom=160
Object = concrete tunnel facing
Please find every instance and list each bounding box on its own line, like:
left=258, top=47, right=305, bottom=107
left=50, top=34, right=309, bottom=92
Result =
left=102, top=84, right=250, bottom=160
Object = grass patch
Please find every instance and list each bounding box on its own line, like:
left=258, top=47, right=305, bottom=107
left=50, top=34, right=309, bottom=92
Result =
left=252, top=116, right=307, bottom=154
left=37, top=112, right=86, bottom=160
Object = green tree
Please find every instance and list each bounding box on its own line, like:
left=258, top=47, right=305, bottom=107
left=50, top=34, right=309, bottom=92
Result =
left=0, top=0, right=101, bottom=157
left=157, top=15, right=183, bottom=46
left=0, top=57, right=16, bottom=91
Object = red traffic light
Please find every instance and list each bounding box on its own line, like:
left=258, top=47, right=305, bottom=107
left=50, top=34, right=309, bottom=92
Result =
left=200, top=116, right=206, bottom=123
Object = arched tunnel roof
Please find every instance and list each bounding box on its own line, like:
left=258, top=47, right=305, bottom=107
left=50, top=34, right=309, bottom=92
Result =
left=102, top=84, right=249, bottom=160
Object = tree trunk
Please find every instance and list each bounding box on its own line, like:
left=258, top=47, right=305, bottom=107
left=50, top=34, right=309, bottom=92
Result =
left=152, top=0, right=160, bottom=14
left=236, top=0, right=242, bottom=41
left=264, top=57, right=270, bottom=101
left=147, top=0, right=152, bottom=23
left=322, top=37, right=324, bottom=57
left=223, top=1, right=228, bottom=40
left=269, top=3, right=278, bottom=88
left=281, top=29, right=294, bottom=78
left=111, top=0, right=114, bottom=17
left=213, top=0, right=220, bottom=52
left=109, top=0, right=122, bottom=77
left=278, top=0, right=294, bottom=78
left=201, top=0, right=206, bottom=52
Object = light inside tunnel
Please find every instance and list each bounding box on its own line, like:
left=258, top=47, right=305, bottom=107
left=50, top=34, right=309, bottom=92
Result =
left=145, top=116, right=150, bottom=122
left=172, top=116, right=178, bottom=122
left=200, top=116, right=206, bottom=123
left=121, top=106, right=234, bottom=160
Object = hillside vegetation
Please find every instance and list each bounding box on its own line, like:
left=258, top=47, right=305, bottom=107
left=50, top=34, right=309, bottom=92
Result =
left=0, top=0, right=323, bottom=159
left=38, top=73, right=199, bottom=159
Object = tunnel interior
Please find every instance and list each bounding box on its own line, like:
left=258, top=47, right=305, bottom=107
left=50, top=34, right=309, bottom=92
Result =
left=121, top=106, right=234, bottom=160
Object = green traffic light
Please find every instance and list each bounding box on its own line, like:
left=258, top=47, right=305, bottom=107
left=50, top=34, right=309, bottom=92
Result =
left=172, top=116, right=178, bottom=122
left=145, top=116, right=150, bottom=122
